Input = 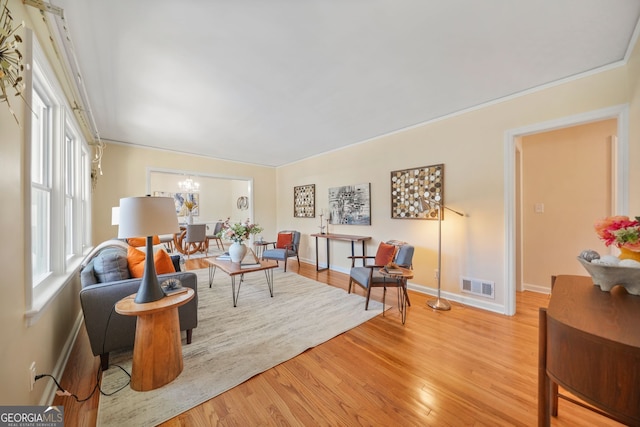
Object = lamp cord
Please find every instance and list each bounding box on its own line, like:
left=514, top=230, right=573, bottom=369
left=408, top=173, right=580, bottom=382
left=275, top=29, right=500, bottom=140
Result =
left=36, top=301, right=132, bottom=402
left=35, top=363, right=130, bottom=402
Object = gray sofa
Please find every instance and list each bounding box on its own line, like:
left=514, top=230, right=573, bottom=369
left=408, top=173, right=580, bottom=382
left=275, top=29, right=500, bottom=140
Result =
left=79, top=240, right=198, bottom=370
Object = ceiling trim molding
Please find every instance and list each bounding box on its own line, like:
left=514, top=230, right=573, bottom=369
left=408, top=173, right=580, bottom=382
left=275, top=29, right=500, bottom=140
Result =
left=624, top=15, right=640, bottom=62
left=103, top=138, right=277, bottom=169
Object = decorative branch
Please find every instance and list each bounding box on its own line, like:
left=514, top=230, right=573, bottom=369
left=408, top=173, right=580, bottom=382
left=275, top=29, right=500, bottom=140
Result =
left=0, top=0, right=25, bottom=126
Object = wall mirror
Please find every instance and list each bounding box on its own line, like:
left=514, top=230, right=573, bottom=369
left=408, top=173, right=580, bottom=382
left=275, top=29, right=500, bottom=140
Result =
left=146, top=168, right=254, bottom=227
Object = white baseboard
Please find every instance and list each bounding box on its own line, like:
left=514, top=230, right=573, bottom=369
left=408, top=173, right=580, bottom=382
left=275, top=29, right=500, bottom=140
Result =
left=521, top=282, right=552, bottom=295
left=41, top=312, right=84, bottom=405
left=298, top=256, right=350, bottom=274
left=407, top=283, right=508, bottom=315
left=298, top=259, right=513, bottom=315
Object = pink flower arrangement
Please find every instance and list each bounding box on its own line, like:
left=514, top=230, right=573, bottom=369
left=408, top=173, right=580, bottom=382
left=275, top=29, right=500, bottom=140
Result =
left=594, top=215, right=640, bottom=252
left=217, top=218, right=263, bottom=244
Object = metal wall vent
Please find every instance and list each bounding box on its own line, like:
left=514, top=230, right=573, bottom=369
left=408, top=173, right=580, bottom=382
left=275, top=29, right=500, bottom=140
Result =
left=461, top=276, right=495, bottom=299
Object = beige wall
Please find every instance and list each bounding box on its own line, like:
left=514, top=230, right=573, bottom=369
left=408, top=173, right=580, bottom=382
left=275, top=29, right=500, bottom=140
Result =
left=148, top=171, right=247, bottom=224
left=277, top=56, right=638, bottom=309
left=521, top=120, right=617, bottom=288
left=93, top=143, right=277, bottom=245
left=1, top=0, right=639, bottom=405
left=0, top=0, right=84, bottom=406
left=629, top=32, right=640, bottom=216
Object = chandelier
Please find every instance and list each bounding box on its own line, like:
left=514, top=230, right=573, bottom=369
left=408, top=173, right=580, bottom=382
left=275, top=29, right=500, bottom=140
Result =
left=178, top=176, right=200, bottom=192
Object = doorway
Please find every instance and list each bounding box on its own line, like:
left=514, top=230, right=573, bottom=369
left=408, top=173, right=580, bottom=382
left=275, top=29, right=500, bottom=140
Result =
left=146, top=167, right=255, bottom=225
left=517, top=119, right=617, bottom=293
left=504, top=105, right=629, bottom=315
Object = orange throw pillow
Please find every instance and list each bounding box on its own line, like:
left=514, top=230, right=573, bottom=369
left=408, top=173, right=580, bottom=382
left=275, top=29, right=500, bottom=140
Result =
left=127, top=235, right=161, bottom=247
left=127, top=246, right=147, bottom=278
left=127, top=246, right=176, bottom=278
left=276, top=232, right=293, bottom=249
left=375, top=242, right=397, bottom=266
left=154, top=249, right=176, bottom=275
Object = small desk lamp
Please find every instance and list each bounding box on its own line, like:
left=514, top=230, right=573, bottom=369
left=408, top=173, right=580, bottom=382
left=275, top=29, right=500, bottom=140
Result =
left=420, top=197, right=464, bottom=311
left=118, top=196, right=179, bottom=303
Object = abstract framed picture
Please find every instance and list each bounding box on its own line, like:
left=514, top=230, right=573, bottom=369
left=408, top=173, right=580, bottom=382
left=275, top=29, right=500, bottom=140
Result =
left=154, top=191, right=199, bottom=216
left=294, top=184, right=315, bottom=218
left=174, top=192, right=199, bottom=216
left=390, top=164, right=444, bottom=219
left=328, top=183, right=371, bottom=225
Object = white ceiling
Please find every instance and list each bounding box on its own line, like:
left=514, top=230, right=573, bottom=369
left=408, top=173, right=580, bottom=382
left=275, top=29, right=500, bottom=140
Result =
left=53, top=0, right=640, bottom=167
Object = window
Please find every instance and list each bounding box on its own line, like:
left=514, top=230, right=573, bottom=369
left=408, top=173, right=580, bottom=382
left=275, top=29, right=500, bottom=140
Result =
left=81, top=147, right=91, bottom=250
left=30, top=83, right=52, bottom=285
left=26, top=34, right=92, bottom=320
left=64, top=131, right=75, bottom=260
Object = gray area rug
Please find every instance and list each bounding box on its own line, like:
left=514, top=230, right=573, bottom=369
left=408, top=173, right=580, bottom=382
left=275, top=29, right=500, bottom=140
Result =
left=97, top=267, right=383, bottom=426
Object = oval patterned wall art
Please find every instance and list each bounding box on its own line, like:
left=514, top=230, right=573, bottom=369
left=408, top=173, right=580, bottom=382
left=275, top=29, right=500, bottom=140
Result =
left=390, top=164, right=444, bottom=219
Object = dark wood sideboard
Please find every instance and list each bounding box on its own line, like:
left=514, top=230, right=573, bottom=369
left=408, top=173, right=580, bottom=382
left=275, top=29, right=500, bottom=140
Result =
left=538, top=275, right=640, bottom=426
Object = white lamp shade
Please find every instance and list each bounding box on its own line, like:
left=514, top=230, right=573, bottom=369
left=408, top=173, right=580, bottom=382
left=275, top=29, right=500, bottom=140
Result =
left=117, top=196, right=179, bottom=238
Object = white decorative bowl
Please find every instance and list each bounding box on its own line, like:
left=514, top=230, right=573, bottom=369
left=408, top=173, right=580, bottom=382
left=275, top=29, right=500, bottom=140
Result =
left=577, top=257, right=640, bottom=295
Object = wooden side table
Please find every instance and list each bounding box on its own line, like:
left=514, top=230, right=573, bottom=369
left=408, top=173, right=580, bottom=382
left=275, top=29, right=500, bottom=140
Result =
left=254, top=241, right=275, bottom=258
left=379, top=267, right=413, bottom=324
left=115, top=288, right=195, bottom=391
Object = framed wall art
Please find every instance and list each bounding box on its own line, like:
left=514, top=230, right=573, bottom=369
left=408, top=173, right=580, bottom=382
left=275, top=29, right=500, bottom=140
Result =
left=390, top=163, right=444, bottom=219
left=153, top=191, right=200, bottom=216
left=174, top=193, right=199, bottom=216
left=328, top=183, right=371, bottom=225
left=294, top=184, right=315, bottom=218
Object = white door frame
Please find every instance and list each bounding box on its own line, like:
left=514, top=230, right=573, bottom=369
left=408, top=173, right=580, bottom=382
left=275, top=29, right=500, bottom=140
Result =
left=503, top=104, right=629, bottom=315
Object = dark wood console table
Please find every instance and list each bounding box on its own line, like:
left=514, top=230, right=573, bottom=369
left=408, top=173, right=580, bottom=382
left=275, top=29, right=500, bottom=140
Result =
left=538, top=275, right=640, bottom=426
left=310, top=233, right=371, bottom=271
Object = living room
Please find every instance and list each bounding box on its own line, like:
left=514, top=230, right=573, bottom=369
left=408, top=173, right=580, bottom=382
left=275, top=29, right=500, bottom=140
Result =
left=1, top=0, right=639, bottom=424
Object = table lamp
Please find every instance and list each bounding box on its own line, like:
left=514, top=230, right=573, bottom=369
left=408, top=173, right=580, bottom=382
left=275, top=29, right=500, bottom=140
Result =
left=118, top=196, right=179, bottom=303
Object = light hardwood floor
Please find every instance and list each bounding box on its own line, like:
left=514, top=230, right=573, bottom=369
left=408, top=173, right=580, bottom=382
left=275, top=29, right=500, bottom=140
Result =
left=53, top=259, right=623, bottom=426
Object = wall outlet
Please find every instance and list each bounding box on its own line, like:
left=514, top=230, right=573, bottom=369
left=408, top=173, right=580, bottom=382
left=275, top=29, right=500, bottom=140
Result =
left=29, top=362, right=36, bottom=391
left=434, top=269, right=439, bottom=280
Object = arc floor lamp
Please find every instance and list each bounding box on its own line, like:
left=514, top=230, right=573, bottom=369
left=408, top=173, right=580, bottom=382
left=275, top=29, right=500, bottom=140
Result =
left=421, top=198, right=464, bottom=311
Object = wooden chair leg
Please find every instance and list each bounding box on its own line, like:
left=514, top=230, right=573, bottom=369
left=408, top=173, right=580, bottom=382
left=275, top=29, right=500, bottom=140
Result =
left=365, top=287, right=372, bottom=310
left=186, top=328, right=192, bottom=345
left=382, top=286, right=386, bottom=313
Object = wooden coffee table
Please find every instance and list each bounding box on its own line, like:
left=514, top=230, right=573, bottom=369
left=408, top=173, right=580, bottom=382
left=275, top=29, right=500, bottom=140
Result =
left=205, top=250, right=278, bottom=307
